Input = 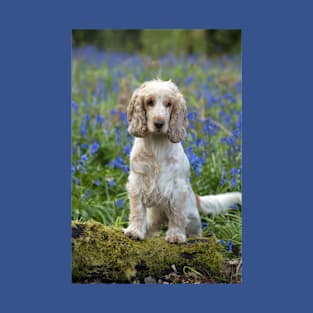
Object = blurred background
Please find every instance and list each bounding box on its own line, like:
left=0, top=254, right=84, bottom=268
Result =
left=72, top=29, right=241, bottom=56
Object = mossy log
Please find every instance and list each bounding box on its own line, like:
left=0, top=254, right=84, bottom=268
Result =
left=72, top=220, right=225, bottom=283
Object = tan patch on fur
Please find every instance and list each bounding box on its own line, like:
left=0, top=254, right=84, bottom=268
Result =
left=195, top=193, right=201, bottom=210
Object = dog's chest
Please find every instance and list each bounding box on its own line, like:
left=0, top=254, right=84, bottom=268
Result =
left=133, top=154, right=180, bottom=207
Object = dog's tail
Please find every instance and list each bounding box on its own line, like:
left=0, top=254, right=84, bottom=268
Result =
left=195, top=192, right=242, bottom=215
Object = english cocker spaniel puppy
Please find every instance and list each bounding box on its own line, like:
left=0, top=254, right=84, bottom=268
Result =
left=124, top=79, right=241, bottom=243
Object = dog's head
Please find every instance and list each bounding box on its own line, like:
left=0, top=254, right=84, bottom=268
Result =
left=127, top=79, right=187, bottom=143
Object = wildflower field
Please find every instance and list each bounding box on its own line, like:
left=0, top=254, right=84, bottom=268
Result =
left=71, top=46, right=242, bottom=264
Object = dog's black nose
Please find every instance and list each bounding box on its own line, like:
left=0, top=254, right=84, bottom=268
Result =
left=154, top=121, right=164, bottom=129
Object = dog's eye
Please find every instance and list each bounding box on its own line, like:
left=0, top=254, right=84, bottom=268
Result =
left=147, top=99, right=154, bottom=106
left=166, top=102, right=172, bottom=107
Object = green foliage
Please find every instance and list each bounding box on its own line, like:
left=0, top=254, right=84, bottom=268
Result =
left=72, top=30, right=241, bottom=56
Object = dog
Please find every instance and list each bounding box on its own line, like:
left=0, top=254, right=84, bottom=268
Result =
left=123, top=79, right=241, bottom=243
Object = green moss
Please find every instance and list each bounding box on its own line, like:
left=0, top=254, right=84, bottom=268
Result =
left=72, top=220, right=223, bottom=283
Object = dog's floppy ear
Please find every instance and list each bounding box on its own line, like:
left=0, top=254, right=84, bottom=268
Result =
left=127, top=84, right=148, bottom=137
left=168, top=91, right=187, bottom=143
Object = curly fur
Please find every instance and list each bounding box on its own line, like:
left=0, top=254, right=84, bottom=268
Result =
left=124, top=79, right=241, bottom=243
left=127, top=86, right=148, bottom=137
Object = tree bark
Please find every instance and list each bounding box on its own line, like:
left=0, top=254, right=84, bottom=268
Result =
left=72, top=220, right=232, bottom=284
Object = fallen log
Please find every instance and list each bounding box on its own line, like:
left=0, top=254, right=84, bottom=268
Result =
left=72, top=220, right=228, bottom=283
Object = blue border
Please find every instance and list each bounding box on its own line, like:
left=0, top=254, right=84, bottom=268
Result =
left=1, top=1, right=313, bottom=312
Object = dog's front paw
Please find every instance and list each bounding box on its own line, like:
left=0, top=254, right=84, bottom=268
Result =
left=165, top=229, right=186, bottom=243
left=123, top=226, right=145, bottom=240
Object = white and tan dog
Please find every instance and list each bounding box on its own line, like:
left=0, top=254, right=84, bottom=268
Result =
left=124, top=79, right=241, bottom=243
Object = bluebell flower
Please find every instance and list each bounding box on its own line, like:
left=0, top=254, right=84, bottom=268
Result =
left=80, top=122, right=87, bottom=136
left=187, top=111, right=197, bottom=122
left=223, top=113, right=231, bottom=126
left=221, top=136, right=236, bottom=146
left=110, top=109, right=117, bottom=116
left=202, top=123, right=210, bottom=134
left=185, top=146, right=202, bottom=176
left=230, top=167, right=240, bottom=176
left=194, top=163, right=201, bottom=176
left=198, top=156, right=205, bottom=165
left=227, top=240, right=233, bottom=252
left=94, top=179, right=100, bottom=186
left=81, top=154, right=88, bottom=162
left=119, top=112, right=128, bottom=124
left=123, top=143, right=132, bottom=156
left=80, top=143, right=89, bottom=150
left=96, top=114, right=104, bottom=125
left=195, top=138, right=206, bottom=147
left=71, top=101, right=78, bottom=112
left=108, top=156, right=129, bottom=173
left=74, top=178, right=80, bottom=185
left=224, top=92, right=236, bottom=104
left=85, top=113, right=90, bottom=121
left=115, top=199, right=124, bottom=208
left=108, top=179, right=115, bottom=187
left=231, top=177, right=237, bottom=187
left=185, top=75, right=194, bottom=85
left=71, top=165, right=75, bottom=173
left=203, top=119, right=218, bottom=136
left=219, top=239, right=226, bottom=245
left=232, top=129, right=241, bottom=138
left=90, top=141, right=100, bottom=155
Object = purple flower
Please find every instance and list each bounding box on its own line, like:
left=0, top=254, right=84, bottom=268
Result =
left=187, top=111, right=197, bottom=122
left=108, top=178, right=115, bottom=187
left=195, top=138, right=206, bottom=147
left=108, top=156, right=129, bottom=173
left=185, top=76, right=194, bottom=85
left=90, top=141, right=100, bottom=155
left=119, top=111, right=128, bottom=124
left=80, top=122, right=87, bottom=136
left=230, top=167, right=240, bottom=176
left=115, top=199, right=124, bottom=208
left=232, top=129, right=241, bottom=138
left=94, top=180, right=100, bottom=186
left=110, top=109, right=117, bottom=115
left=123, top=143, right=131, bottom=156
left=185, top=146, right=202, bottom=176
left=227, top=240, right=233, bottom=252
left=96, top=114, right=104, bottom=125
left=71, top=101, right=78, bottom=112
left=81, top=154, right=88, bottom=162
left=231, top=177, right=237, bottom=187
left=221, top=136, right=236, bottom=146
left=80, top=143, right=89, bottom=150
